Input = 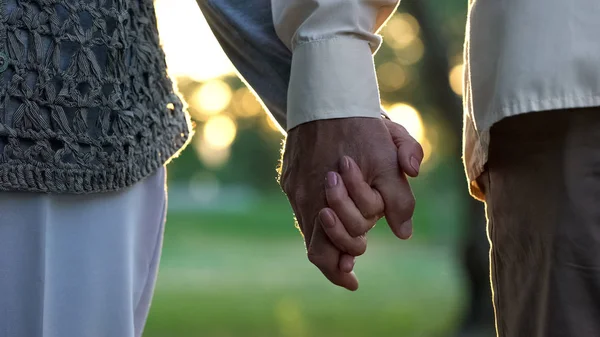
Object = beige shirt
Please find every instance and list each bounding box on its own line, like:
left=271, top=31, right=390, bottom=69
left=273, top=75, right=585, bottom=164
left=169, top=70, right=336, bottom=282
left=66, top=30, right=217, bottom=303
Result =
left=272, top=0, right=399, bottom=129
left=274, top=0, right=600, bottom=198
left=463, top=0, right=600, bottom=199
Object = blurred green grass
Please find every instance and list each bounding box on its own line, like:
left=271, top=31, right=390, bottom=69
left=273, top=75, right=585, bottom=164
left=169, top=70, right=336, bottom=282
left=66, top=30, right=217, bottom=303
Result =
left=144, top=191, right=469, bottom=337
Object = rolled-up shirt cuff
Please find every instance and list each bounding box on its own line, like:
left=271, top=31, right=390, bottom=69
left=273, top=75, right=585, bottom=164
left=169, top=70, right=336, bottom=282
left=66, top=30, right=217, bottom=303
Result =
left=286, top=37, right=382, bottom=131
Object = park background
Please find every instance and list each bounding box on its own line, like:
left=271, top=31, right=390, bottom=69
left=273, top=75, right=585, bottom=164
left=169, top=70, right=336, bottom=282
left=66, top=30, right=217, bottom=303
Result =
left=144, top=1, right=492, bottom=336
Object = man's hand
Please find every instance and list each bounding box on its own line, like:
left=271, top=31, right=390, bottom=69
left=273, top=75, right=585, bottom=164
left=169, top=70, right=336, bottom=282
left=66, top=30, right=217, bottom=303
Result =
left=280, top=117, right=423, bottom=290
left=321, top=119, right=425, bottom=260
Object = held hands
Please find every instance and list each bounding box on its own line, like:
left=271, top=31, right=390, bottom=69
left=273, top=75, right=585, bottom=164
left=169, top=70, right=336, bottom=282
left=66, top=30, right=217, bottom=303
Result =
left=280, top=117, right=423, bottom=290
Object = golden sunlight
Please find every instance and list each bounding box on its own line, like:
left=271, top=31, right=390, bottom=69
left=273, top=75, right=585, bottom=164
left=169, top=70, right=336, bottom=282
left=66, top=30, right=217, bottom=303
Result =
left=377, top=61, right=407, bottom=92
left=449, top=64, right=464, bottom=96
left=262, top=114, right=282, bottom=133
left=383, top=13, right=420, bottom=50
left=232, top=88, right=263, bottom=118
left=386, top=103, right=425, bottom=144
left=191, top=79, right=233, bottom=115
left=154, top=0, right=235, bottom=81
left=395, top=37, right=425, bottom=65
left=421, top=137, right=433, bottom=164
left=194, top=135, right=232, bottom=169
left=203, top=115, right=238, bottom=149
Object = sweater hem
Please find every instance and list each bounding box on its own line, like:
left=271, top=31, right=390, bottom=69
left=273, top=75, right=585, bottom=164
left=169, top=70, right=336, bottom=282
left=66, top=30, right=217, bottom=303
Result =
left=0, top=123, right=192, bottom=194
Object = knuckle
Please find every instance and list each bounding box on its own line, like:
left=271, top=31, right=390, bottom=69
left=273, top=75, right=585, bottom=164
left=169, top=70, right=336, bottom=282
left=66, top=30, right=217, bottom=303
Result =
left=395, top=124, right=408, bottom=135
left=395, top=195, right=416, bottom=220
left=288, top=186, right=308, bottom=206
left=348, top=237, right=367, bottom=256
left=373, top=160, right=399, bottom=182
left=403, top=196, right=416, bottom=213
left=347, top=219, right=369, bottom=238
left=341, top=173, right=361, bottom=189
left=326, top=190, right=344, bottom=208
left=360, top=209, right=374, bottom=219
left=361, top=204, right=383, bottom=220
left=410, top=140, right=424, bottom=159
left=307, top=251, right=325, bottom=267
left=415, top=140, right=424, bottom=154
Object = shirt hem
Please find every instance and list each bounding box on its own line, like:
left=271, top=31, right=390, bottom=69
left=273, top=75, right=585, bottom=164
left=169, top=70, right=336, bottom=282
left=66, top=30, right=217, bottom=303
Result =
left=466, top=94, right=600, bottom=200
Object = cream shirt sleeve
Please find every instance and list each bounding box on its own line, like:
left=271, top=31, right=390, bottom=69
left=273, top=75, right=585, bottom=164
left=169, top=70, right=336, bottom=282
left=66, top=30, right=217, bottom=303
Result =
left=271, top=0, right=400, bottom=131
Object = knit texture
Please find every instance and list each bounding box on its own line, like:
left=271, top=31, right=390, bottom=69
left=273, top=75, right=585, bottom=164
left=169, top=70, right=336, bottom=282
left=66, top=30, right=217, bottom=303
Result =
left=0, top=0, right=192, bottom=193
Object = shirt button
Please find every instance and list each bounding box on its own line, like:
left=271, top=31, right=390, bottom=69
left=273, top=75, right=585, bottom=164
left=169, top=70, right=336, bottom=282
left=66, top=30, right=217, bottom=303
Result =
left=0, top=52, right=8, bottom=73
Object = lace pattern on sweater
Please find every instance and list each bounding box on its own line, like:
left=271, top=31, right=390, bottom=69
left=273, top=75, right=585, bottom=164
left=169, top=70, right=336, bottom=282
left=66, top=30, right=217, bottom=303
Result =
left=0, top=0, right=192, bottom=193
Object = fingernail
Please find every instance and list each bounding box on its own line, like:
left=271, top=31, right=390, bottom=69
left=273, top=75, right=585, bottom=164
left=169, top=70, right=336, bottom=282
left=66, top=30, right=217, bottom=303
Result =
left=400, top=221, right=413, bottom=239
left=341, top=156, right=351, bottom=173
left=320, top=209, right=335, bottom=228
left=410, top=156, right=421, bottom=174
left=326, top=172, right=338, bottom=188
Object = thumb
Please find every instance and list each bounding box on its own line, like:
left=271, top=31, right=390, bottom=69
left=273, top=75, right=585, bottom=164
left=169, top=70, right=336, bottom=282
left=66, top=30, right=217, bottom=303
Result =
left=383, top=119, right=424, bottom=177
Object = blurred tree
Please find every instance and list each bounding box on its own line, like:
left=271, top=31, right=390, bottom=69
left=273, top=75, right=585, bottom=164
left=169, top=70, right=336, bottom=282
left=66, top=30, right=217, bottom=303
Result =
left=401, top=1, right=494, bottom=335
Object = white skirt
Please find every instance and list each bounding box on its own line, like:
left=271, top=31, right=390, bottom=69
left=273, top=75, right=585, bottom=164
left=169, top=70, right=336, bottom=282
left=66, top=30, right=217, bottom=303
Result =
left=0, top=167, right=167, bottom=337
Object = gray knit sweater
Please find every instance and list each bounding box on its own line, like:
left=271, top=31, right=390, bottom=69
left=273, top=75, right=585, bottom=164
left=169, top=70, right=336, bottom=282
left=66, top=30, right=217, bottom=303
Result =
left=0, top=0, right=192, bottom=193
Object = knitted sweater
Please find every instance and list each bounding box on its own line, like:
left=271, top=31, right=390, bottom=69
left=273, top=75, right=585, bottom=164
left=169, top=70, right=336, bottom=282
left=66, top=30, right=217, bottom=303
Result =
left=0, top=0, right=192, bottom=193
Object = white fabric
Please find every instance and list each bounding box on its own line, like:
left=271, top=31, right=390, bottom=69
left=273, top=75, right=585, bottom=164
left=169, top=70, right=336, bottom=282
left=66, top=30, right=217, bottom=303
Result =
left=0, top=168, right=167, bottom=337
left=463, top=0, right=600, bottom=198
left=271, top=0, right=399, bottom=130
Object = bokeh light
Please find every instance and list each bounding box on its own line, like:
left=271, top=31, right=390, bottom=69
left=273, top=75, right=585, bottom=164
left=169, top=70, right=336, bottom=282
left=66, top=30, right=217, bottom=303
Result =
left=421, top=137, right=433, bottom=165
left=386, top=103, right=425, bottom=144
left=232, top=87, right=264, bottom=118
left=383, top=13, right=420, bottom=50
left=155, top=0, right=235, bottom=81
left=203, top=115, right=238, bottom=150
left=451, top=53, right=464, bottom=66
left=190, top=79, right=233, bottom=116
left=377, top=62, right=407, bottom=92
left=395, top=37, right=425, bottom=65
left=193, top=133, right=232, bottom=169
left=449, top=64, right=464, bottom=96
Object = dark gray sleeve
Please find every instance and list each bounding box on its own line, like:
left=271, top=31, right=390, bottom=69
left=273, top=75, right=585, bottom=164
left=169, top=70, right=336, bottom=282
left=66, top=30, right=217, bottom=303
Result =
left=197, top=0, right=292, bottom=131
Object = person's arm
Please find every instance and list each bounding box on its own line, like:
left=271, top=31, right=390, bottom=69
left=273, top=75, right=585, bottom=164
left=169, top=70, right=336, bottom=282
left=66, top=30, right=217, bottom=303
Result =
left=198, top=0, right=422, bottom=291
left=272, top=0, right=399, bottom=130
left=197, top=0, right=291, bottom=131
left=197, top=0, right=397, bottom=131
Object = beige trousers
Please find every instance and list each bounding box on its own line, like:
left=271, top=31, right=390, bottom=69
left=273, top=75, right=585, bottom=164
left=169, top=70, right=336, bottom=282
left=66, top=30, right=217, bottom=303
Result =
left=479, top=108, right=600, bottom=337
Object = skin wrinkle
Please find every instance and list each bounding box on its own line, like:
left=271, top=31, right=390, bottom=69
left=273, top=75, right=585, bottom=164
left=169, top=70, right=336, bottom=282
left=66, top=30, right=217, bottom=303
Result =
left=0, top=0, right=192, bottom=193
